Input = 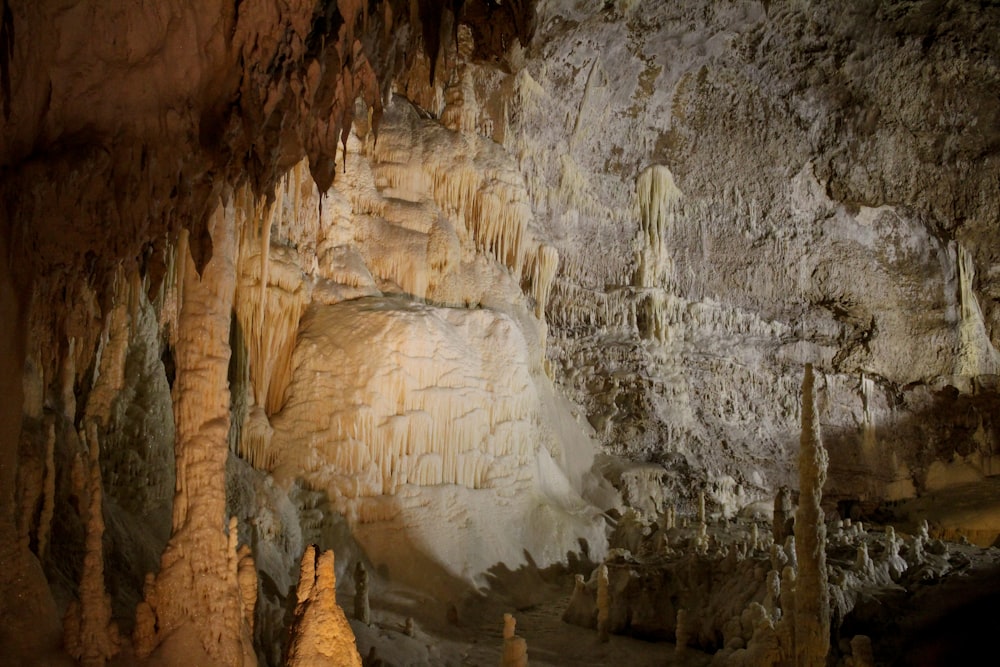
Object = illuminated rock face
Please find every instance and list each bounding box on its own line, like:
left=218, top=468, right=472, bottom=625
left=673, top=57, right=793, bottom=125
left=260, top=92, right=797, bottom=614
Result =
left=503, top=0, right=1000, bottom=505
left=2, top=0, right=1000, bottom=664
left=231, top=97, right=607, bottom=587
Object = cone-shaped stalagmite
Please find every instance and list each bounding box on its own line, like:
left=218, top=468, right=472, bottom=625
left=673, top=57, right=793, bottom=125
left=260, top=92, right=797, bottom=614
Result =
left=793, top=364, right=830, bottom=666
left=286, top=546, right=362, bottom=666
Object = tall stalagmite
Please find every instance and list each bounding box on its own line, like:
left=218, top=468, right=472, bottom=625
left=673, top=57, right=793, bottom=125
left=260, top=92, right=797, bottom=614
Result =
left=62, top=423, right=120, bottom=667
left=138, top=198, right=251, bottom=664
left=793, top=364, right=830, bottom=665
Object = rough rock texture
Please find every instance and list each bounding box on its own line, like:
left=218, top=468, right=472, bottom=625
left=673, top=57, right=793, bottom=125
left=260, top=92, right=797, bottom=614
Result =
left=500, top=0, right=1000, bottom=507
left=285, top=546, right=362, bottom=667
left=793, top=365, right=830, bottom=666
left=2, top=0, right=1000, bottom=664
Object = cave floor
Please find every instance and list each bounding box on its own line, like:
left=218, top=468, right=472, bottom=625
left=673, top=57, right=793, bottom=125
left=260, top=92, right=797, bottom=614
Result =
left=353, top=574, right=710, bottom=667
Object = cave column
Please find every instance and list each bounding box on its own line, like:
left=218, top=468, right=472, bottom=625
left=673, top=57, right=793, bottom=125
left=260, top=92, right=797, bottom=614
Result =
left=141, top=193, right=252, bottom=665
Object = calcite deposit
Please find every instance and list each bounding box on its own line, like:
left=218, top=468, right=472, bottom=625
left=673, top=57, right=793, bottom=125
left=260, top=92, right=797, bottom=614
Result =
left=1, top=0, right=999, bottom=665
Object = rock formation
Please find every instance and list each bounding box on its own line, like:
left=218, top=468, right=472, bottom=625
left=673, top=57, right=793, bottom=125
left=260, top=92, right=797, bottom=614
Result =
left=597, top=564, right=610, bottom=643
left=286, top=546, right=362, bottom=667
left=1, top=0, right=1000, bottom=665
left=793, top=364, right=831, bottom=666
left=354, top=562, right=371, bottom=626
left=500, top=613, right=528, bottom=667
left=62, top=424, right=120, bottom=667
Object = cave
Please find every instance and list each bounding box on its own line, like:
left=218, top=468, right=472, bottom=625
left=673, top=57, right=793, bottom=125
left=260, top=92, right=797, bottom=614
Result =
left=2, top=1, right=999, bottom=666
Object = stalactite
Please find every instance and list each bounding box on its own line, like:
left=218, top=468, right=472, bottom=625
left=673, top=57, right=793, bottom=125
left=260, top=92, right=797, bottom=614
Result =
left=793, top=364, right=830, bottom=666
left=273, top=298, right=542, bottom=501
left=369, top=116, right=549, bottom=311
left=859, top=373, right=878, bottom=481
left=956, top=243, right=1000, bottom=376
left=235, top=180, right=310, bottom=421
left=530, top=244, right=559, bottom=319
left=634, top=165, right=682, bottom=291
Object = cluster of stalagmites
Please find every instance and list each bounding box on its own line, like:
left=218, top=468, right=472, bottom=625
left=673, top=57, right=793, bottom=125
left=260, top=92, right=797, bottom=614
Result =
left=561, top=365, right=967, bottom=666
left=286, top=546, right=362, bottom=667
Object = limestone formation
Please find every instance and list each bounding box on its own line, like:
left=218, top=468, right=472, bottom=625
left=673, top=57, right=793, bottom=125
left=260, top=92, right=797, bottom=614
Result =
left=2, top=1, right=1000, bottom=665
left=62, top=424, right=119, bottom=667
left=675, top=608, right=689, bottom=654
left=136, top=202, right=251, bottom=665
left=286, top=546, right=363, bottom=667
left=793, top=365, right=831, bottom=666
left=847, top=635, right=875, bottom=667
left=597, top=564, right=610, bottom=643
left=773, top=487, right=793, bottom=545
left=354, top=561, right=371, bottom=625
left=237, top=544, right=258, bottom=635
left=500, top=613, right=528, bottom=667
left=562, top=573, right=595, bottom=628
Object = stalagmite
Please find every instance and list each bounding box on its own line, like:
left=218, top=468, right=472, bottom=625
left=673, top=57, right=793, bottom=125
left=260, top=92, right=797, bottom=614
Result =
left=133, top=600, right=157, bottom=660
left=60, top=337, right=77, bottom=420
left=500, top=613, right=528, bottom=667
left=354, top=562, right=371, bottom=625
left=884, top=526, right=907, bottom=579
left=675, top=608, right=689, bottom=654
left=793, top=364, right=830, bottom=666
left=286, top=546, right=363, bottom=667
left=847, top=635, right=875, bottom=667
left=63, top=423, right=120, bottom=667
left=776, top=566, right=797, bottom=664
left=37, top=420, right=56, bottom=560
left=237, top=545, right=258, bottom=635
left=854, top=542, right=875, bottom=579
left=773, top=486, right=792, bottom=544
left=597, top=564, right=610, bottom=643
left=764, top=570, right=781, bottom=620
left=137, top=198, right=252, bottom=664
left=562, top=573, right=594, bottom=627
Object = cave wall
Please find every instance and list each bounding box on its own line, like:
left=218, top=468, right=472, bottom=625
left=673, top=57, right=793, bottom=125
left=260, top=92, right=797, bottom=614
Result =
left=496, top=0, right=1000, bottom=506
left=2, top=0, right=1000, bottom=664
